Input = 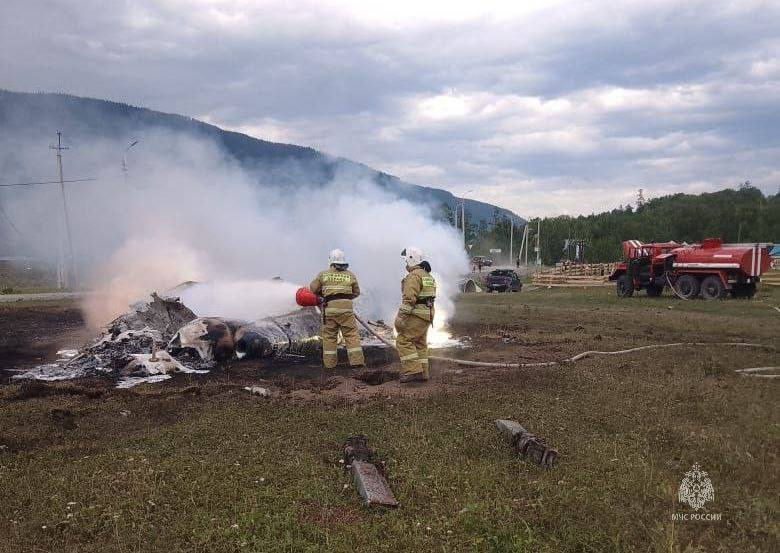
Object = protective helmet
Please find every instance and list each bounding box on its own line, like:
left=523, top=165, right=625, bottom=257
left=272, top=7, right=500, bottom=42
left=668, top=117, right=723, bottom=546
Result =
left=401, top=247, right=424, bottom=268
left=328, top=248, right=347, bottom=265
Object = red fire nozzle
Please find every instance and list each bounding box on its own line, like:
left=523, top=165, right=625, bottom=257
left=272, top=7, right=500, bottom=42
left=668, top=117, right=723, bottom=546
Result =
left=295, top=287, right=320, bottom=307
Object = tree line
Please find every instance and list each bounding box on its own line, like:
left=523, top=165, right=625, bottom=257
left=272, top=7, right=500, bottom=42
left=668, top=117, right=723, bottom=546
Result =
left=441, top=185, right=779, bottom=264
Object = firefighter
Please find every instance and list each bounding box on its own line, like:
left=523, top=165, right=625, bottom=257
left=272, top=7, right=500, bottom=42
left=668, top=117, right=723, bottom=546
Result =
left=309, top=249, right=364, bottom=369
left=395, top=247, right=436, bottom=383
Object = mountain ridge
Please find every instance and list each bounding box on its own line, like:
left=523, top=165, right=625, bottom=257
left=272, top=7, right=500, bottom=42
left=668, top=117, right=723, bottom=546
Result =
left=0, top=89, right=524, bottom=228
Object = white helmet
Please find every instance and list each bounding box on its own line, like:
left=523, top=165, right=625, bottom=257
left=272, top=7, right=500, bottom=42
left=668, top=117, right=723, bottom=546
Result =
left=401, top=247, right=424, bottom=268
left=328, top=248, right=347, bottom=265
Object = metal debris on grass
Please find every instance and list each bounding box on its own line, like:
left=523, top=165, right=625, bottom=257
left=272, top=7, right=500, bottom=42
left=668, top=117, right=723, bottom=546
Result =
left=495, top=419, right=558, bottom=468
left=343, top=435, right=398, bottom=508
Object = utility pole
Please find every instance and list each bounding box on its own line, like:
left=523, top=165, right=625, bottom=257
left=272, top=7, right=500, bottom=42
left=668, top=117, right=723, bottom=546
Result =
left=461, top=199, right=465, bottom=246
left=50, top=131, right=77, bottom=289
left=509, top=218, right=513, bottom=264
left=459, top=190, right=473, bottom=249
left=517, top=224, right=528, bottom=266
left=122, top=140, right=139, bottom=187
left=535, top=218, right=541, bottom=266
left=524, top=225, right=528, bottom=265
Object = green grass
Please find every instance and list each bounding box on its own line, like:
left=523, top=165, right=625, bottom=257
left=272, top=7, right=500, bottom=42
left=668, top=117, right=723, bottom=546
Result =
left=0, top=266, right=61, bottom=294
left=1, top=287, right=778, bottom=552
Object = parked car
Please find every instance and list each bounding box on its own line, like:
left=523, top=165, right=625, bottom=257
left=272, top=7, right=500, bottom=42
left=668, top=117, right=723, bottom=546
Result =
left=471, top=256, right=494, bottom=268
left=484, top=269, right=522, bottom=292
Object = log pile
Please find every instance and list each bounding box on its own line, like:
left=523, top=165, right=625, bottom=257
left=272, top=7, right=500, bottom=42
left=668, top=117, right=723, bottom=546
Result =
left=761, top=267, right=780, bottom=287
left=532, top=262, right=615, bottom=287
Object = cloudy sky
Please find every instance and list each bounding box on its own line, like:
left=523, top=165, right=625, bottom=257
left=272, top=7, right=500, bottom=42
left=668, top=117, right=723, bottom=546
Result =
left=1, top=0, right=779, bottom=217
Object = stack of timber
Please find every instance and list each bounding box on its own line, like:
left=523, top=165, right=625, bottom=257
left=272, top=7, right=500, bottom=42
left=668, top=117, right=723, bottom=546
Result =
left=532, top=262, right=615, bottom=287
left=762, top=267, right=780, bottom=287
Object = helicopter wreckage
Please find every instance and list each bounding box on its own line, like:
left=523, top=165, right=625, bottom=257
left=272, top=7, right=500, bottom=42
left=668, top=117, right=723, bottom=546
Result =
left=13, top=289, right=396, bottom=388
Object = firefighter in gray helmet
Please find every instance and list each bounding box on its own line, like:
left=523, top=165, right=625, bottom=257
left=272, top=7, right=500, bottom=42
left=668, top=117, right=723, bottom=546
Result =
left=395, top=246, right=436, bottom=383
left=309, top=249, right=364, bottom=368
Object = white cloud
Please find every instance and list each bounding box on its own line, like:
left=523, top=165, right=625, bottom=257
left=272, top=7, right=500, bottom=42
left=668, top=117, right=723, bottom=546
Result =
left=416, top=93, right=473, bottom=120
left=1, top=0, right=778, bottom=217
left=750, top=58, right=780, bottom=79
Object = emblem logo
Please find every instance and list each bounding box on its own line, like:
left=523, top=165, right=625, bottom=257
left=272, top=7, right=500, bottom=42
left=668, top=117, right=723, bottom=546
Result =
left=678, top=463, right=714, bottom=511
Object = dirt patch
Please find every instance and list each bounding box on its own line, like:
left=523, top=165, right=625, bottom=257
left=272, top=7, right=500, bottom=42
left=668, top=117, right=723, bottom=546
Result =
left=0, top=301, right=92, bottom=375
left=353, top=368, right=399, bottom=386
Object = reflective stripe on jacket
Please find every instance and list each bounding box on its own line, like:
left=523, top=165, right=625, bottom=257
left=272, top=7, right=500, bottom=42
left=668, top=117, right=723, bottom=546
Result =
left=398, top=266, right=436, bottom=321
left=309, top=268, right=360, bottom=314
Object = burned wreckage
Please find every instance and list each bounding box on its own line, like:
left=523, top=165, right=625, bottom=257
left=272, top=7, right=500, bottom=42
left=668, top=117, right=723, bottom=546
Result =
left=14, top=289, right=394, bottom=387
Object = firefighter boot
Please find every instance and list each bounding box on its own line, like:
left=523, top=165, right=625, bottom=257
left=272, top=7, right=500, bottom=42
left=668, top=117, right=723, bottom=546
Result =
left=399, top=371, right=426, bottom=383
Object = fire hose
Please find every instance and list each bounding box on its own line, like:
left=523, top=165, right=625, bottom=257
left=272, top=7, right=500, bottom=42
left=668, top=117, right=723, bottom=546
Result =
left=665, top=275, right=780, bottom=313
left=665, top=273, right=689, bottom=300
left=353, top=313, right=775, bottom=369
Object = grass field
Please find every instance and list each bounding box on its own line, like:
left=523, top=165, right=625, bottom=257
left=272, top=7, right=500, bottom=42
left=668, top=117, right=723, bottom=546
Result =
left=1, top=286, right=778, bottom=552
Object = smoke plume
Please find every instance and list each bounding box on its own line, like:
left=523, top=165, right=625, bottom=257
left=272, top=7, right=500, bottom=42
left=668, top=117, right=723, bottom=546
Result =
left=0, top=126, right=469, bottom=330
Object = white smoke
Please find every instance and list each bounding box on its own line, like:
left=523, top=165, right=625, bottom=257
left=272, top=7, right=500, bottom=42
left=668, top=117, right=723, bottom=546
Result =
left=177, top=280, right=300, bottom=321
left=0, top=127, right=469, bottom=329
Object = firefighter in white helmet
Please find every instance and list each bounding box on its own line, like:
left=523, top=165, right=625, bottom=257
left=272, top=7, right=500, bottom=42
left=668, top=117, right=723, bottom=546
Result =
left=309, top=249, right=364, bottom=368
left=395, top=247, right=436, bottom=383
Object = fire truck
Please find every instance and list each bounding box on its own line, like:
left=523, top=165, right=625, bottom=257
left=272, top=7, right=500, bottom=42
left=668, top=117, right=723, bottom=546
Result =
left=608, top=238, right=772, bottom=299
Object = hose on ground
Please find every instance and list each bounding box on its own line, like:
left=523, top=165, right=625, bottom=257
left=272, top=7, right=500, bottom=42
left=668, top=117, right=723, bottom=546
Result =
left=354, top=313, right=775, bottom=369
left=355, top=313, right=395, bottom=348
left=665, top=273, right=689, bottom=300
left=429, top=342, right=775, bottom=369
left=734, top=366, right=779, bottom=378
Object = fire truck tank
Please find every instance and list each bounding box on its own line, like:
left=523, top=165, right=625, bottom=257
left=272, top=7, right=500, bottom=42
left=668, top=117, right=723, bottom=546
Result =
left=671, top=240, right=771, bottom=277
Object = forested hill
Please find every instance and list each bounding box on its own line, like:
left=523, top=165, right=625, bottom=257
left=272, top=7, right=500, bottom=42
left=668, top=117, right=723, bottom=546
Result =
left=0, top=90, right=523, bottom=227
left=472, top=187, right=778, bottom=264
left=537, top=187, right=779, bottom=263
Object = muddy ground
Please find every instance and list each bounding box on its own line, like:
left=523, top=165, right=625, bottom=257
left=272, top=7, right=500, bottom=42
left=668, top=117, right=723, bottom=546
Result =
left=0, top=300, right=92, bottom=374
left=0, top=298, right=560, bottom=404
left=0, top=288, right=778, bottom=552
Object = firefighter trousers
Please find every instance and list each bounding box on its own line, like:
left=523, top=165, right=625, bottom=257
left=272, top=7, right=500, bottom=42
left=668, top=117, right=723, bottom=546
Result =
left=322, top=310, right=364, bottom=369
left=394, top=313, right=430, bottom=379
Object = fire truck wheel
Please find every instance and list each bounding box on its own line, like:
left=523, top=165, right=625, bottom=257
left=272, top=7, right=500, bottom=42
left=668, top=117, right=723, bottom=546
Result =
left=700, top=275, right=726, bottom=300
left=676, top=275, right=700, bottom=299
left=616, top=274, right=634, bottom=298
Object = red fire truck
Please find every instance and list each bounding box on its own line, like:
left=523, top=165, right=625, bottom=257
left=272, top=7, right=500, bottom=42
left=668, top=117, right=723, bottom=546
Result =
left=609, top=238, right=772, bottom=299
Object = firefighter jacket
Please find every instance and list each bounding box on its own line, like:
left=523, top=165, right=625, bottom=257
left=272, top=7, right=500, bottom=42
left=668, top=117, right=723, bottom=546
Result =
left=309, top=268, right=360, bottom=315
left=398, top=266, right=436, bottom=322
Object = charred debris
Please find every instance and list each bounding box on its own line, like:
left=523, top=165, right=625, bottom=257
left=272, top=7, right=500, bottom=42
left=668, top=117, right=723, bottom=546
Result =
left=13, top=290, right=394, bottom=387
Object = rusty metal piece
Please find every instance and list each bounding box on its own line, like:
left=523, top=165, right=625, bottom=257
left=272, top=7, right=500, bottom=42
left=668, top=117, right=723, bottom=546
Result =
left=343, top=435, right=398, bottom=508
left=495, top=419, right=558, bottom=468
left=350, top=461, right=398, bottom=507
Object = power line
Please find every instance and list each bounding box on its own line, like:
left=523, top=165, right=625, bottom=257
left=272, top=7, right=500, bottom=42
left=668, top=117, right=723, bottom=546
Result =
left=0, top=177, right=97, bottom=187
left=0, top=200, right=23, bottom=236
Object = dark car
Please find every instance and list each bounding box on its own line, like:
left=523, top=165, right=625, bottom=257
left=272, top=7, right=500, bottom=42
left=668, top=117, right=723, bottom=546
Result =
left=484, top=269, right=522, bottom=292
left=471, top=256, right=494, bottom=268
